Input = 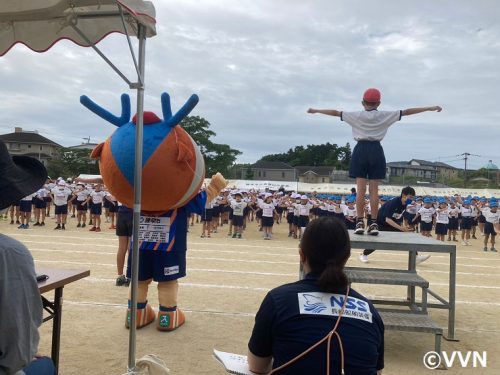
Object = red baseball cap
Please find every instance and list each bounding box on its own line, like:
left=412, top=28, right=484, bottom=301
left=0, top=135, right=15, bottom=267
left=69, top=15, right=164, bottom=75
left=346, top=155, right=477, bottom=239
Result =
left=363, top=88, right=381, bottom=103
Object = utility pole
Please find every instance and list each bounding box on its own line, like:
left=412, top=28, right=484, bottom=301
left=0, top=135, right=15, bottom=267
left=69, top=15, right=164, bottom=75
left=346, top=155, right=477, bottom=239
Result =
left=458, top=152, right=481, bottom=188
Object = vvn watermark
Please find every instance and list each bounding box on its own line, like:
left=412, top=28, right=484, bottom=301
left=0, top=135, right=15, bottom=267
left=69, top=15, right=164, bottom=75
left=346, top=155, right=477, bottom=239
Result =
left=423, top=351, right=487, bottom=370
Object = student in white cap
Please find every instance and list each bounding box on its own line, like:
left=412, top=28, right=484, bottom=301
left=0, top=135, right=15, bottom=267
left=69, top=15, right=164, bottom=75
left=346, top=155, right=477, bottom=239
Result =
left=51, top=180, right=72, bottom=230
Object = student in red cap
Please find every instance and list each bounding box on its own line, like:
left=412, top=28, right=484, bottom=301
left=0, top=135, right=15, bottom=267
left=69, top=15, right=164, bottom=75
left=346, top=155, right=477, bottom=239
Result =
left=308, top=88, right=442, bottom=235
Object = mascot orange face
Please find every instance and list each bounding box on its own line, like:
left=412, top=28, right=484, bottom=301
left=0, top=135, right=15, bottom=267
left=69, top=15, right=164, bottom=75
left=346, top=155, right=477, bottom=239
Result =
left=80, top=92, right=205, bottom=211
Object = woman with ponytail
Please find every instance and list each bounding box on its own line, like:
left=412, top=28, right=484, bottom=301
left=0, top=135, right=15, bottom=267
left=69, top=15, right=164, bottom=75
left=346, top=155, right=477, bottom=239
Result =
left=248, top=217, right=384, bottom=374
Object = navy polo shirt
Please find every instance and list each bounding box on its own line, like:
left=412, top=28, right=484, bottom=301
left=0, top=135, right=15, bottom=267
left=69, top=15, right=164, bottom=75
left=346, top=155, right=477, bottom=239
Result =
left=377, top=195, right=406, bottom=228
left=248, top=274, right=384, bottom=374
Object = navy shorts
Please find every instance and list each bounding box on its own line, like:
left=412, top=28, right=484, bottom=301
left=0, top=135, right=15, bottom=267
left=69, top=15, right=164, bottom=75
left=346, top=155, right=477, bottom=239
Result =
left=286, top=212, right=294, bottom=224
left=76, top=201, right=88, bottom=211
left=127, top=248, right=186, bottom=282
left=484, top=222, right=497, bottom=236
left=34, top=199, right=47, bottom=209
left=55, top=204, right=68, bottom=215
left=109, top=203, right=118, bottom=213
left=201, top=208, right=213, bottom=222
left=20, top=200, right=32, bottom=212
left=448, top=217, right=459, bottom=230
left=478, top=214, right=486, bottom=224
left=261, top=216, right=274, bottom=227
left=298, top=215, right=310, bottom=228
left=420, top=221, right=433, bottom=232
left=461, top=217, right=472, bottom=230
left=232, top=215, right=244, bottom=227
left=349, top=141, right=386, bottom=180
left=212, top=206, right=221, bottom=218
left=91, top=203, right=102, bottom=215
left=435, top=223, right=448, bottom=235
left=116, top=210, right=133, bottom=237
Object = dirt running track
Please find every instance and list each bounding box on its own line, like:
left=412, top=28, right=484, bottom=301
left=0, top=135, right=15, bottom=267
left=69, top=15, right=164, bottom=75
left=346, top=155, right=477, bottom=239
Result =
left=1, top=216, right=499, bottom=374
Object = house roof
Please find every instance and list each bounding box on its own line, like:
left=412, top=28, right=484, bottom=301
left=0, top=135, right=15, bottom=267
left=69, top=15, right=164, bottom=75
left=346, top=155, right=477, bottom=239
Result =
left=295, top=166, right=334, bottom=176
left=0, top=131, right=61, bottom=147
left=68, top=143, right=100, bottom=150
left=252, top=161, right=294, bottom=170
left=387, top=162, right=436, bottom=171
left=410, top=159, right=458, bottom=170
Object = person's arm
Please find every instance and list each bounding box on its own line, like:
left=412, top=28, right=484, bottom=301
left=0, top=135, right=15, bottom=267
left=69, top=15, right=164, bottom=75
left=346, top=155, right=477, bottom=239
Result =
left=385, top=217, right=411, bottom=231
left=74, top=177, right=103, bottom=184
left=247, top=352, right=273, bottom=374
left=401, top=106, right=442, bottom=116
left=307, top=108, right=341, bottom=117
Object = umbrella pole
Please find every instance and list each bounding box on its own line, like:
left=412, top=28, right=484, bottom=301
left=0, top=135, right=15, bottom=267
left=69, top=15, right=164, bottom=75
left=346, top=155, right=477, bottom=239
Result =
left=128, top=23, right=147, bottom=374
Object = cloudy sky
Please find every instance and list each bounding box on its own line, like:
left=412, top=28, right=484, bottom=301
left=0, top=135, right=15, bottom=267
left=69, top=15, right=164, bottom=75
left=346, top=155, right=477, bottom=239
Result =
left=1, top=0, right=499, bottom=170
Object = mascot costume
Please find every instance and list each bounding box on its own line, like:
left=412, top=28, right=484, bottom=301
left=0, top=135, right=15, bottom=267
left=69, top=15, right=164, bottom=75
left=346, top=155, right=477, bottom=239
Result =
left=80, top=92, right=227, bottom=331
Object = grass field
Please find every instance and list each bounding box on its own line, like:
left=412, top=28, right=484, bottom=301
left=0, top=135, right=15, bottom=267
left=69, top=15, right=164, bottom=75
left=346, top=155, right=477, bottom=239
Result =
left=2, top=215, right=499, bottom=374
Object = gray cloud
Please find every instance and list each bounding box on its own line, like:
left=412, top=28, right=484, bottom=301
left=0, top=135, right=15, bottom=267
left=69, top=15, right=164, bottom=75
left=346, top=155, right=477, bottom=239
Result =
left=0, top=0, right=499, bottom=169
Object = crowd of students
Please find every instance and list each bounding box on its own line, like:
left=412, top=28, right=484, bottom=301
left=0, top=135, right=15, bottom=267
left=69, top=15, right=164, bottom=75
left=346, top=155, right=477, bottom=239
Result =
left=2, top=177, right=119, bottom=232
left=2, top=182, right=498, bottom=257
left=193, top=188, right=499, bottom=252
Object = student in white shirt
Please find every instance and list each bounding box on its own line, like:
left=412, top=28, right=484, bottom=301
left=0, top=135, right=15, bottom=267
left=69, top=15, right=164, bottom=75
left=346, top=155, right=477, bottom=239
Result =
left=297, top=195, right=313, bottom=239
left=413, top=198, right=435, bottom=237
left=85, top=183, right=107, bottom=232
left=343, top=198, right=357, bottom=230
left=18, top=193, right=35, bottom=229
left=229, top=192, right=247, bottom=238
left=459, top=200, right=474, bottom=246
left=33, top=187, right=48, bottom=226
left=308, top=88, right=442, bottom=236
left=73, top=184, right=90, bottom=228
left=51, top=181, right=73, bottom=230
left=260, top=194, right=277, bottom=240
left=447, top=201, right=460, bottom=242
left=435, top=200, right=450, bottom=242
left=482, top=201, right=499, bottom=252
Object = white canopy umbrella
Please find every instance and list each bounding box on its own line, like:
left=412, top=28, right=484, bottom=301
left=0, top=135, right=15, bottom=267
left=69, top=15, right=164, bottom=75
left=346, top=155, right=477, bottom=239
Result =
left=0, top=1, right=159, bottom=374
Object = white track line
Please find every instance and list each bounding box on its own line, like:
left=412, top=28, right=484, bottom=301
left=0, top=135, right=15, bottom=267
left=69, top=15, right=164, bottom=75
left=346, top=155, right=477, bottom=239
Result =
left=80, top=276, right=500, bottom=292
left=33, top=259, right=500, bottom=278
left=63, top=298, right=500, bottom=315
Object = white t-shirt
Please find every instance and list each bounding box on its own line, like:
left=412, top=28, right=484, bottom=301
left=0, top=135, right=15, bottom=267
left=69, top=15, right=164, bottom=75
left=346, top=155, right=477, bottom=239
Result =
left=90, top=191, right=107, bottom=204
left=75, top=189, right=90, bottom=202
left=344, top=206, right=357, bottom=219
left=436, top=208, right=450, bottom=224
left=52, top=188, right=72, bottom=206
left=448, top=207, right=460, bottom=218
left=299, top=203, right=313, bottom=216
left=35, top=188, right=48, bottom=199
left=260, top=202, right=275, bottom=217
left=482, top=208, right=499, bottom=224
left=418, top=207, right=435, bottom=223
left=341, top=110, right=402, bottom=141
left=21, top=193, right=35, bottom=201
left=230, top=201, right=247, bottom=216
left=460, top=206, right=473, bottom=218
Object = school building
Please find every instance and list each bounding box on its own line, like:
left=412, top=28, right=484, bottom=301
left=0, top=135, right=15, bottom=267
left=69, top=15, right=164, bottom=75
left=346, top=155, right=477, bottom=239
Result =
left=0, top=127, right=61, bottom=166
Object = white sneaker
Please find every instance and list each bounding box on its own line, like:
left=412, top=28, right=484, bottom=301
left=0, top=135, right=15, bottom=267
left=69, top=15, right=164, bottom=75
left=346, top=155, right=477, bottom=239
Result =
left=466, top=241, right=470, bottom=246
left=416, top=255, right=431, bottom=264
left=461, top=241, right=467, bottom=246
left=359, top=254, right=369, bottom=263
